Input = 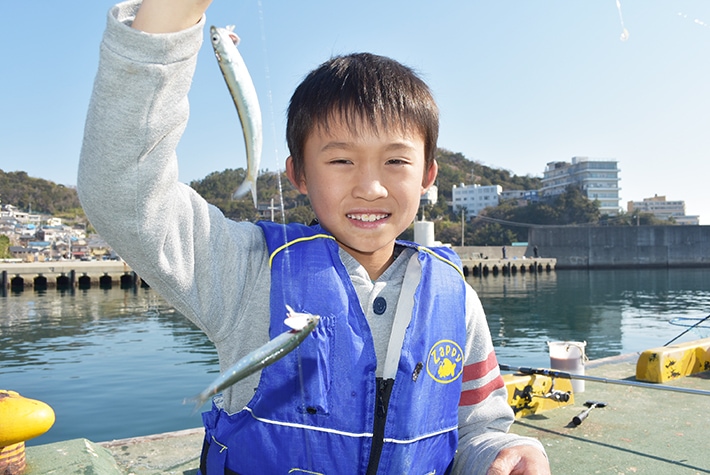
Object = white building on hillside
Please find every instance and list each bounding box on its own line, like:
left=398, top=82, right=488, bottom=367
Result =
left=541, top=156, right=621, bottom=215
left=451, top=183, right=502, bottom=218
left=421, top=185, right=438, bottom=206
left=627, top=195, right=699, bottom=225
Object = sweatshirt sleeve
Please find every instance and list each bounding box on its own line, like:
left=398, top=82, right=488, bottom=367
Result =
left=77, top=0, right=269, bottom=344
left=452, top=285, right=546, bottom=474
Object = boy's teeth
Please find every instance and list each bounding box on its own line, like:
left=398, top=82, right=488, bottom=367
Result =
left=348, top=213, right=387, bottom=222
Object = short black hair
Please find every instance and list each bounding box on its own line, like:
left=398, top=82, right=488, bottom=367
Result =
left=286, top=53, right=439, bottom=180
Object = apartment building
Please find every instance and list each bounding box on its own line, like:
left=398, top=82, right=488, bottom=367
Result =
left=541, top=156, right=621, bottom=215
left=451, top=183, right=502, bottom=218
left=627, top=195, right=700, bottom=225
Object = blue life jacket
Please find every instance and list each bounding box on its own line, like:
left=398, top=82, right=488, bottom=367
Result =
left=199, top=222, right=466, bottom=475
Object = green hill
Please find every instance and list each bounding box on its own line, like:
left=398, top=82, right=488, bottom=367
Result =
left=186, top=148, right=543, bottom=223
left=0, top=170, right=83, bottom=218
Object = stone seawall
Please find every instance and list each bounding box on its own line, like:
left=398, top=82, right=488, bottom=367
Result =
left=528, top=225, right=710, bottom=269
left=0, top=261, right=146, bottom=290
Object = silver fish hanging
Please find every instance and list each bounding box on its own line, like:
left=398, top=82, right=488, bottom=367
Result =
left=210, top=25, right=263, bottom=207
left=185, top=306, right=319, bottom=411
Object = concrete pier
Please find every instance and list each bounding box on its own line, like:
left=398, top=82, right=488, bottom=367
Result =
left=0, top=261, right=147, bottom=291
left=459, top=257, right=556, bottom=277
left=451, top=245, right=556, bottom=277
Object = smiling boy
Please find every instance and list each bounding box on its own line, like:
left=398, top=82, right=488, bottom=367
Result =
left=285, top=53, right=438, bottom=280
left=78, top=0, right=550, bottom=473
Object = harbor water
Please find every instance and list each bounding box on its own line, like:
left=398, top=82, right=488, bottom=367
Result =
left=1, top=267, right=709, bottom=446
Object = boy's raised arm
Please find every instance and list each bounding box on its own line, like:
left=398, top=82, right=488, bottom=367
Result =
left=132, top=0, right=212, bottom=33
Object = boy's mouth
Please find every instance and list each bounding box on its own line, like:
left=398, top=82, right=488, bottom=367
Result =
left=346, top=213, right=389, bottom=223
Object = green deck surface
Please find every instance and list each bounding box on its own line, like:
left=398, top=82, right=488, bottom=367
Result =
left=509, top=357, right=710, bottom=474
left=22, top=356, right=710, bottom=474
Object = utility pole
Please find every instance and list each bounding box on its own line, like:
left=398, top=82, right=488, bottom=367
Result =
left=268, top=198, right=277, bottom=222
left=461, top=208, right=465, bottom=246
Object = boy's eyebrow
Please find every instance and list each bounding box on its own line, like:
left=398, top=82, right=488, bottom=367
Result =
left=319, top=141, right=354, bottom=152
left=318, top=140, right=419, bottom=153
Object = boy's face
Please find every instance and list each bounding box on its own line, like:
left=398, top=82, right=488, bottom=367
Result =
left=286, top=118, right=437, bottom=274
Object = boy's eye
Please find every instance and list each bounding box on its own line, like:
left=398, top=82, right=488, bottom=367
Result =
left=329, top=158, right=352, bottom=165
left=386, top=158, right=409, bottom=165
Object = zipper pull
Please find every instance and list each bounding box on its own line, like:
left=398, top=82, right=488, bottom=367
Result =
left=376, top=379, right=389, bottom=418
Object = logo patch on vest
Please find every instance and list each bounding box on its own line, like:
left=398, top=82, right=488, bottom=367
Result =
left=426, top=340, right=464, bottom=383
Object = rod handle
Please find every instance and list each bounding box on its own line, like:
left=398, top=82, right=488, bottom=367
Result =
left=572, top=406, right=594, bottom=426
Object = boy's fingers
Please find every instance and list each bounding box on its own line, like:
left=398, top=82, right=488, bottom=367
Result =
left=133, top=0, right=213, bottom=33
left=487, top=446, right=550, bottom=475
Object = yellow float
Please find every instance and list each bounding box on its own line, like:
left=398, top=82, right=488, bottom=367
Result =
left=636, top=337, right=710, bottom=383
left=0, top=390, right=56, bottom=475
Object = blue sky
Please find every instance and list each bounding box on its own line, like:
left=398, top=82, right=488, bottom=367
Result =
left=1, top=1, right=708, bottom=223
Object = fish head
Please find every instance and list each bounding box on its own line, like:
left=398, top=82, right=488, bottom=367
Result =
left=284, top=305, right=320, bottom=332
left=209, top=26, right=224, bottom=59
left=211, top=25, right=240, bottom=46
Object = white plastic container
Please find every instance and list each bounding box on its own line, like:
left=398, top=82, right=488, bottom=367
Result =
left=413, top=220, right=435, bottom=247
left=547, top=341, right=587, bottom=393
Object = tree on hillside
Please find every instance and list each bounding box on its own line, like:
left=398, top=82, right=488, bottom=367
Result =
left=461, top=186, right=602, bottom=245
left=0, top=235, right=10, bottom=258
left=601, top=210, right=675, bottom=226
left=0, top=170, right=82, bottom=215
left=555, top=187, right=601, bottom=224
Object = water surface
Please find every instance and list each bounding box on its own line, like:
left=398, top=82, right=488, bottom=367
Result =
left=1, top=268, right=708, bottom=445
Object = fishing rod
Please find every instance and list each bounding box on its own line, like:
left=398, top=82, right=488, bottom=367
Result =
left=499, top=364, right=710, bottom=397
left=664, top=313, right=710, bottom=346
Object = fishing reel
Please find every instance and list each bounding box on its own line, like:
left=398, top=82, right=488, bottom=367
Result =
left=536, top=377, right=571, bottom=402
left=504, top=373, right=574, bottom=418
left=539, top=388, right=571, bottom=402
left=517, top=378, right=570, bottom=403
left=528, top=377, right=571, bottom=402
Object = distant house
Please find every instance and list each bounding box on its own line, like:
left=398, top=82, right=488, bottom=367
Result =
left=256, top=201, right=282, bottom=221
left=87, top=235, right=112, bottom=258
left=0, top=204, right=17, bottom=218
left=499, top=189, right=541, bottom=207
left=54, top=241, right=71, bottom=260
left=27, top=241, right=52, bottom=260
left=420, top=185, right=438, bottom=206
left=11, top=211, right=43, bottom=225
left=0, top=223, right=15, bottom=237
left=71, top=238, right=89, bottom=260
left=9, top=245, right=40, bottom=261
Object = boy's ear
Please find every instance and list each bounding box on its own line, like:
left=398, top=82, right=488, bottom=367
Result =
left=285, top=156, right=308, bottom=195
left=421, top=159, right=438, bottom=194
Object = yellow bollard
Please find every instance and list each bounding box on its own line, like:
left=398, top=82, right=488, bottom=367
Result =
left=0, top=390, right=56, bottom=475
left=0, top=442, right=26, bottom=474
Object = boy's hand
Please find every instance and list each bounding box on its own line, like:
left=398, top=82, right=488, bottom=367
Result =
left=132, top=0, right=213, bottom=33
left=486, top=445, right=551, bottom=475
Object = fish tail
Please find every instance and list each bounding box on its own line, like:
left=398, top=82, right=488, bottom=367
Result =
left=232, top=178, right=257, bottom=207
left=183, top=394, right=208, bottom=415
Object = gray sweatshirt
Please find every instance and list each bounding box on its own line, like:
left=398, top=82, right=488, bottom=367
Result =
left=77, top=1, right=544, bottom=473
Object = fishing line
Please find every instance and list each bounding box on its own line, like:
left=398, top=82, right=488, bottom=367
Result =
left=255, top=2, right=315, bottom=470
left=678, top=12, right=709, bottom=29
left=614, top=0, right=630, bottom=41
left=255, top=0, right=287, bottom=226
left=664, top=313, right=710, bottom=346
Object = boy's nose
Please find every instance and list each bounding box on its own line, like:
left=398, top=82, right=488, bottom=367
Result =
left=353, top=170, right=388, bottom=200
